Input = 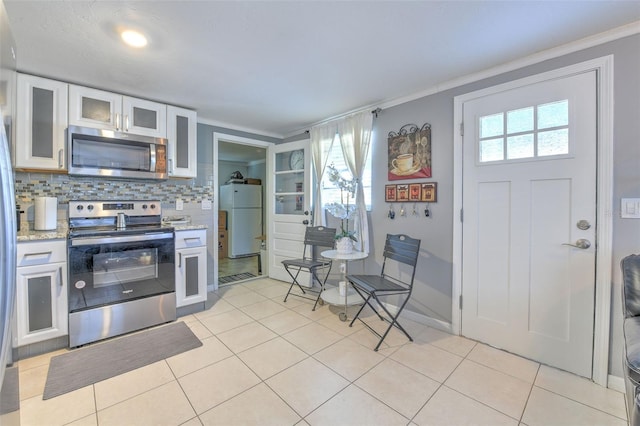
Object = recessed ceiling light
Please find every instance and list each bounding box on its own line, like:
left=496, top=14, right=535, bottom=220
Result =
left=121, top=30, right=147, bottom=48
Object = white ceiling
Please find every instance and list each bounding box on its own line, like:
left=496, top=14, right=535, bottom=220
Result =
left=4, top=1, right=640, bottom=138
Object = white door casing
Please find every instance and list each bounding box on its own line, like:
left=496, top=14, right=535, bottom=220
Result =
left=267, top=140, right=313, bottom=283
left=452, top=56, right=614, bottom=385
left=212, top=132, right=272, bottom=290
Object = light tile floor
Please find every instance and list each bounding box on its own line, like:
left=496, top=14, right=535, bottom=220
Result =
left=7, top=278, right=628, bottom=426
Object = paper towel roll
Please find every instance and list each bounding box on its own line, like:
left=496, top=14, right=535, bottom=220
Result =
left=34, top=197, right=57, bottom=230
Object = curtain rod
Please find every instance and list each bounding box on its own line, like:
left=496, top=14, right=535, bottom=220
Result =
left=303, top=107, right=383, bottom=134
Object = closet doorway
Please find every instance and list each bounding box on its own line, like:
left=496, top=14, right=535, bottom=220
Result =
left=213, top=133, right=271, bottom=287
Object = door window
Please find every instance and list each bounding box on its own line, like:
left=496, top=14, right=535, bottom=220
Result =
left=478, top=99, right=569, bottom=163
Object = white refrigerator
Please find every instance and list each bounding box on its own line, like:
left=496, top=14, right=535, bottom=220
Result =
left=219, top=184, right=262, bottom=258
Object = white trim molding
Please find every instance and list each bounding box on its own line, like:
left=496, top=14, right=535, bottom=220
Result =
left=212, top=132, right=274, bottom=289
left=452, top=56, right=614, bottom=387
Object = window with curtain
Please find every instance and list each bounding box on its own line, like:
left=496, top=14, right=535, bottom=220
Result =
left=320, top=133, right=372, bottom=210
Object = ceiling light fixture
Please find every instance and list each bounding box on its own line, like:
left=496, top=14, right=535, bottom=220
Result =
left=121, top=30, right=147, bottom=48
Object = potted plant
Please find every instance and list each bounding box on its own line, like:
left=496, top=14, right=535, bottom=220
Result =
left=325, top=164, right=358, bottom=254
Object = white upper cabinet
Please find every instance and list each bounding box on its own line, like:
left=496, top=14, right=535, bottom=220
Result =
left=123, top=96, right=167, bottom=137
left=15, top=74, right=68, bottom=170
left=69, top=85, right=167, bottom=138
left=166, top=106, right=197, bottom=178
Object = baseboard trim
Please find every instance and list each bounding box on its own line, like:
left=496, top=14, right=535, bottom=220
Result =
left=608, top=374, right=625, bottom=393
left=380, top=301, right=453, bottom=334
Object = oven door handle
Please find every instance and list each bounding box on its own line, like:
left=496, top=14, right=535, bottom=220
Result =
left=70, top=232, right=174, bottom=246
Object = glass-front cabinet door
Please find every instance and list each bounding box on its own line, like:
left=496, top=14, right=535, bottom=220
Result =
left=15, top=74, right=68, bottom=170
left=122, top=96, right=166, bottom=137
left=69, top=85, right=122, bottom=130
left=167, top=106, right=197, bottom=178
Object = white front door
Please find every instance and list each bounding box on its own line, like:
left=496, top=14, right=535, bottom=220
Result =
left=267, top=140, right=312, bottom=283
left=461, top=70, right=597, bottom=378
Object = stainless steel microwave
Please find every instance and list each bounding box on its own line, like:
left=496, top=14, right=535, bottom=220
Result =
left=67, top=126, right=168, bottom=180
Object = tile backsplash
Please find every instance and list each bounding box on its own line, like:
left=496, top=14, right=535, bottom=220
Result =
left=15, top=172, right=213, bottom=207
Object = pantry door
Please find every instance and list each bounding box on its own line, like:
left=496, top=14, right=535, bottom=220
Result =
left=267, top=139, right=313, bottom=283
left=461, top=70, right=596, bottom=378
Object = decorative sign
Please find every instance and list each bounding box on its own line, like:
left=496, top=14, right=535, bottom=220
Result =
left=385, top=182, right=437, bottom=203
left=388, top=123, right=431, bottom=181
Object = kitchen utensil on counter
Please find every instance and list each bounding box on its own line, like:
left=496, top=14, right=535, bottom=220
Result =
left=34, top=197, right=57, bottom=230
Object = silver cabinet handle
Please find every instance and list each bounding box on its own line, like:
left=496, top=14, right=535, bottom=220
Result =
left=116, top=113, right=120, bottom=131
left=58, top=266, right=63, bottom=287
left=125, top=115, right=129, bottom=132
left=178, top=252, right=182, bottom=267
left=562, top=239, right=591, bottom=249
left=58, top=149, right=64, bottom=169
left=25, top=251, right=53, bottom=257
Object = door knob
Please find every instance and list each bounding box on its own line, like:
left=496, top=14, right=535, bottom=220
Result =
left=302, top=219, right=309, bottom=225
left=562, top=239, right=591, bottom=249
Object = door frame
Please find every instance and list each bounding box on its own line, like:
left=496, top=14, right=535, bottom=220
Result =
left=213, top=132, right=273, bottom=289
left=452, top=56, right=614, bottom=386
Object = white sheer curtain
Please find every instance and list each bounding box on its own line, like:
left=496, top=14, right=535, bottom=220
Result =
left=337, top=111, right=373, bottom=254
left=310, top=123, right=337, bottom=226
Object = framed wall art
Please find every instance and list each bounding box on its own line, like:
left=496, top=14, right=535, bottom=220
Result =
left=421, top=182, right=437, bottom=202
left=396, top=184, right=409, bottom=202
left=384, top=182, right=437, bottom=203
left=385, top=184, right=397, bottom=202
left=409, top=183, right=421, bottom=201
left=387, top=123, right=432, bottom=181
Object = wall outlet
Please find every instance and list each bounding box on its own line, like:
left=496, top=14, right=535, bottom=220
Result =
left=621, top=198, right=640, bottom=218
left=176, top=199, right=183, bottom=211
left=202, top=200, right=212, bottom=210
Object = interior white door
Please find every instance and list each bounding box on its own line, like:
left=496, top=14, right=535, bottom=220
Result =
left=461, top=71, right=596, bottom=378
left=267, top=139, right=312, bottom=283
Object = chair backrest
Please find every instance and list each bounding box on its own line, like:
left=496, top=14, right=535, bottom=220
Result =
left=381, top=234, right=421, bottom=287
left=302, top=226, right=336, bottom=259
left=622, top=254, right=640, bottom=318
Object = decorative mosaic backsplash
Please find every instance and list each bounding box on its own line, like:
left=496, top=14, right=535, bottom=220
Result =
left=15, top=172, right=213, bottom=205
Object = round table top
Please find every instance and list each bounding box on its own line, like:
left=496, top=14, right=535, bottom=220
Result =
left=321, top=249, right=368, bottom=261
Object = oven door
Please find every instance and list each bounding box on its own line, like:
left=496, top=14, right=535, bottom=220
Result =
left=68, top=231, right=175, bottom=314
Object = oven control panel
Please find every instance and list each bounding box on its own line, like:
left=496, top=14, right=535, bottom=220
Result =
left=69, top=200, right=161, bottom=218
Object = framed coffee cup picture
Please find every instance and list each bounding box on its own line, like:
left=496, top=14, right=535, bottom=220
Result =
left=387, top=123, right=431, bottom=181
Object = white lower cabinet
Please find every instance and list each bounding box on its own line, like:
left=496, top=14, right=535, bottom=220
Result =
left=175, top=229, right=207, bottom=307
left=14, top=240, right=68, bottom=347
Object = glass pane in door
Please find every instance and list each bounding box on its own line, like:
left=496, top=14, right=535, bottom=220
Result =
left=27, top=276, right=53, bottom=332
left=81, top=97, right=111, bottom=123
left=133, top=107, right=157, bottom=129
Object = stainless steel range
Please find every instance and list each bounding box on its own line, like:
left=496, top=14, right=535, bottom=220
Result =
left=67, top=200, right=175, bottom=347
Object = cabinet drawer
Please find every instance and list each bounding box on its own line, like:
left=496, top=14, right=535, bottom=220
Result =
left=17, top=240, right=66, bottom=267
left=175, top=229, right=206, bottom=249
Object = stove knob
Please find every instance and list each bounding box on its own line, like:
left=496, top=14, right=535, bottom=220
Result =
left=87, top=204, right=94, bottom=211
left=150, top=204, right=156, bottom=210
left=76, top=205, right=84, bottom=211
left=142, top=204, right=148, bottom=210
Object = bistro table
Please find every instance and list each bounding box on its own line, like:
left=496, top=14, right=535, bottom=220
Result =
left=320, top=249, right=368, bottom=321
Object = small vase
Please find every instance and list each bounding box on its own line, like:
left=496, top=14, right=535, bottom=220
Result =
left=336, top=237, right=353, bottom=255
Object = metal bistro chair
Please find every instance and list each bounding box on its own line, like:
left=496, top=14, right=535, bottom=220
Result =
left=347, top=234, right=421, bottom=351
left=282, top=226, right=336, bottom=310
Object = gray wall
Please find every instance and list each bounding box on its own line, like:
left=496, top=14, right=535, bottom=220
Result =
left=361, top=34, right=639, bottom=378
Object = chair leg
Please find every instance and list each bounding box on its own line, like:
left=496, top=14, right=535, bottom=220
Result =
left=371, top=293, right=413, bottom=351
left=310, top=264, right=332, bottom=311
left=348, top=285, right=374, bottom=327
left=283, top=267, right=306, bottom=302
